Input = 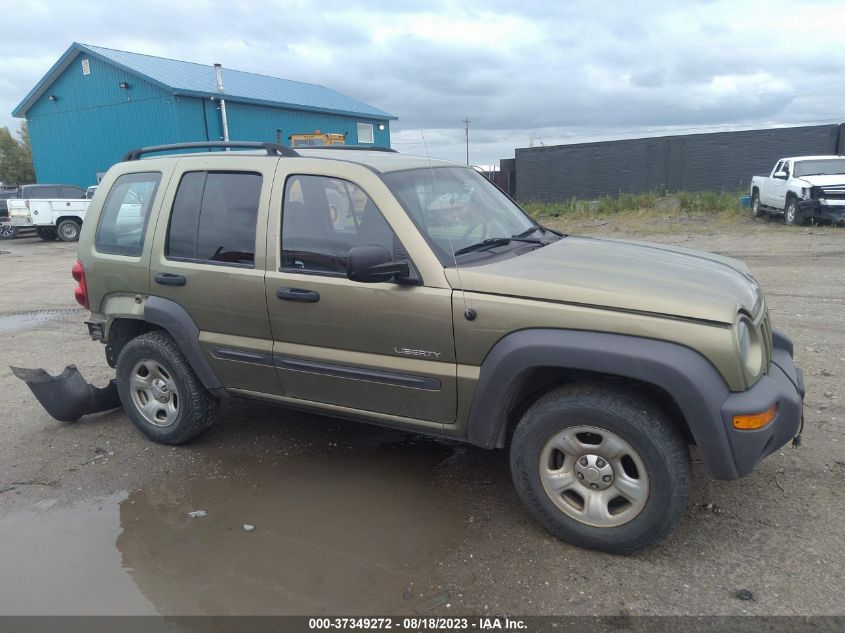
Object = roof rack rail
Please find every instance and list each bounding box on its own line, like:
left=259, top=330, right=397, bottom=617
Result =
left=297, top=146, right=399, bottom=153
left=122, top=141, right=299, bottom=162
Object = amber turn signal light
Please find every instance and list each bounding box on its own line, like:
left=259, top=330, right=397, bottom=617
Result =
left=733, top=404, right=777, bottom=430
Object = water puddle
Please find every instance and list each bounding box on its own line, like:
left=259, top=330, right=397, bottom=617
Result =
left=0, top=440, right=469, bottom=615
left=0, top=310, right=79, bottom=333
left=0, top=492, right=157, bottom=615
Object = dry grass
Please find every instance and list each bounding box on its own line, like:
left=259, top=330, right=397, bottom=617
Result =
left=518, top=191, right=843, bottom=236
left=520, top=191, right=746, bottom=222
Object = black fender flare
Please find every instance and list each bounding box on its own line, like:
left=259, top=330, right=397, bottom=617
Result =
left=465, top=329, right=739, bottom=480
left=144, top=296, right=224, bottom=391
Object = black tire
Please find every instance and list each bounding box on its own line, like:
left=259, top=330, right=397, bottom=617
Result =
left=750, top=191, right=763, bottom=218
left=57, top=219, right=81, bottom=242
left=0, top=224, right=19, bottom=240
left=116, top=331, right=219, bottom=444
left=784, top=197, right=802, bottom=226
left=510, top=383, right=691, bottom=554
left=36, top=227, right=58, bottom=241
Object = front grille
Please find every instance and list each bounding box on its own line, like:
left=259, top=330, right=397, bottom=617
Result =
left=820, top=185, right=845, bottom=200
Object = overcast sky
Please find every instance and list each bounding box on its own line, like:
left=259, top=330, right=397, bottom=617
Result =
left=2, top=0, right=844, bottom=166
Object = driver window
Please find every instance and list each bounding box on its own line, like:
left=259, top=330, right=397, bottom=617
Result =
left=781, top=162, right=790, bottom=178
left=281, top=175, right=395, bottom=274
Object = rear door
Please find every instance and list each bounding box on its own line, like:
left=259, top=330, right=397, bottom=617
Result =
left=149, top=156, right=282, bottom=395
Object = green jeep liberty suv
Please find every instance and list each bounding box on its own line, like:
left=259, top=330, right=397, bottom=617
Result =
left=65, top=141, right=803, bottom=553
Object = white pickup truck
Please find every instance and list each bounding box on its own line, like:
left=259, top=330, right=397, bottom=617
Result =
left=750, top=155, right=845, bottom=226
left=6, top=197, right=90, bottom=241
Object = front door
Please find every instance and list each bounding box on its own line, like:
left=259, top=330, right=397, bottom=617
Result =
left=264, top=170, right=457, bottom=424
left=149, top=156, right=282, bottom=396
left=767, top=161, right=788, bottom=207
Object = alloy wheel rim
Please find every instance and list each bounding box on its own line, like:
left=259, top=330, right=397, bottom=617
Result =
left=539, top=425, right=649, bottom=528
left=129, top=359, right=179, bottom=427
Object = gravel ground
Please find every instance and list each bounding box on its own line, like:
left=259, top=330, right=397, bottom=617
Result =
left=0, top=218, right=842, bottom=617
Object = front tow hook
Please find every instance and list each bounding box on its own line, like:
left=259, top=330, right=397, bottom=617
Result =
left=10, top=365, right=122, bottom=422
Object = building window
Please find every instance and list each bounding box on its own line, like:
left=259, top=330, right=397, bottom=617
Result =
left=95, top=172, right=161, bottom=256
left=166, top=171, right=262, bottom=267
left=357, top=123, right=374, bottom=144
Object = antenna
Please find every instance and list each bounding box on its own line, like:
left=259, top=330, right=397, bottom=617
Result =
left=463, top=117, right=470, bottom=166
left=419, top=129, right=474, bottom=321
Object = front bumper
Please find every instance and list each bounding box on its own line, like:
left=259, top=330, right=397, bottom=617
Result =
left=798, top=200, right=845, bottom=223
left=720, top=331, right=804, bottom=478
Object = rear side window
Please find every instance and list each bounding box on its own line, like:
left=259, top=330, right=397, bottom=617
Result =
left=95, top=172, right=162, bottom=256
left=166, top=171, right=262, bottom=267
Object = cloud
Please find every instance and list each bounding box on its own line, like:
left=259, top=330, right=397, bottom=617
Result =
left=2, top=0, right=844, bottom=166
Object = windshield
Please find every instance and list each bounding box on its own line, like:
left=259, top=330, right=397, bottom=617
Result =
left=381, top=167, right=537, bottom=264
left=793, top=159, right=845, bottom=177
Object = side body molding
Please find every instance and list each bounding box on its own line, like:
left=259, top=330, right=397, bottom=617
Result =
left=465, top=329, right=739, bottom=479
left=144, top=296, right=224, bottom=391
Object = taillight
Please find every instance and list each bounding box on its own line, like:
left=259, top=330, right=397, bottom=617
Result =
left=71, top=259, right=89, bottom=310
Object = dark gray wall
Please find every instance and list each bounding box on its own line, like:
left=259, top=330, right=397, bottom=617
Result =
left=515, top=124, right=845, bottom=201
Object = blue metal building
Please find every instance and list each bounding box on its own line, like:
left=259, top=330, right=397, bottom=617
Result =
left=12, top=43, right=397, bottom=187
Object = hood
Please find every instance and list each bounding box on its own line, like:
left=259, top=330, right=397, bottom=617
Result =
left=446, top=236, right=760, bottom=324
left=795, top=174, right=845, bottom=186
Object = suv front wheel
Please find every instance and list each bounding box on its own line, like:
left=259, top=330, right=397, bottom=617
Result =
left=510, top=383, right=691, bottom=553
left=116, top=331, right=219, bottom=444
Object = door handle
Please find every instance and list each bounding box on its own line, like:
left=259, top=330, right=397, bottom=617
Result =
left=276, top=287, right=320, bottom=303
left=155, top=273, right=187, bottom=286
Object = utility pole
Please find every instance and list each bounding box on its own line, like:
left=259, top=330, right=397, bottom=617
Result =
left=463, top=117, right=470, bottom=165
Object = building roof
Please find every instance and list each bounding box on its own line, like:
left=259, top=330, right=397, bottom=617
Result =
left=13, top=42, right=397, bottom=120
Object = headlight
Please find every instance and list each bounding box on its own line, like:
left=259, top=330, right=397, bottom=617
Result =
left=737, top=317, right=764, bottom=377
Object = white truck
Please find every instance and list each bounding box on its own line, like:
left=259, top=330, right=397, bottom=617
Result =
left=750, top=155, right=845, bottom=226
left=6, top=197, right=90, bottom=241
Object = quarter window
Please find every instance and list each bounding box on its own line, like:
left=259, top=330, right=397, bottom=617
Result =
left=166, top=171, right=262, bottom=266
left=281, top=175, right=395, bottom=274
left=95, top=171, right=161, bottom=256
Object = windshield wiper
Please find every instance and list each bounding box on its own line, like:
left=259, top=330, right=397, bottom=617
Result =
left=513, top=224, right=566, bottom=239
left=453, top=236, right=542, bottom=256
left=513, top=225, right=544, bottom=238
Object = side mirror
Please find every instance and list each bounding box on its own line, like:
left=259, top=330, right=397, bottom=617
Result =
left=347, top=245, right=411, bottom=283
left=774, top=171, right=788, bottom=179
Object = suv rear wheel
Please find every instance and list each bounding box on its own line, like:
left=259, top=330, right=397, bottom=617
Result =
left=116, top=331, right=219, bottom=444
left=510, top=383, right=691, bottom=553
